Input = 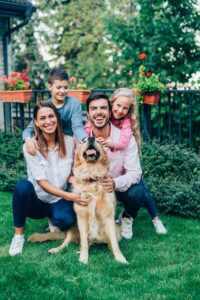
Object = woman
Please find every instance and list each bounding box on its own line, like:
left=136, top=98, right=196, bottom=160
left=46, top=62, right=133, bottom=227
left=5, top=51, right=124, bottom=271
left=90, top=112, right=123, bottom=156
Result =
left=9, top=101, right=88, bottom=256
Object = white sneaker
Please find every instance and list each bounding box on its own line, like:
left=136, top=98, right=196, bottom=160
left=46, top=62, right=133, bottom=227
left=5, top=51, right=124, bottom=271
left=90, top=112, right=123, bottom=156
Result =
left=152, top=219, right=167, bottom=234
left=9, top=235, right=25, bottom=256
left=119, top=212, right=133, bottom=239
left=48, top=219, right=61, bottom=233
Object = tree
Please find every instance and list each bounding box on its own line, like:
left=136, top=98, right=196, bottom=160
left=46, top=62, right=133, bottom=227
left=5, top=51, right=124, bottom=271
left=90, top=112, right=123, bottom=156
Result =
left=105, top=0, right=200, bottom=84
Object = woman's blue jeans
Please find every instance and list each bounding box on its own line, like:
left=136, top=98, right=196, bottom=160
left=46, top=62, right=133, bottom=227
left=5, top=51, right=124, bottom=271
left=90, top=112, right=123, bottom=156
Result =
left=12, top=179, right=76, bottom=231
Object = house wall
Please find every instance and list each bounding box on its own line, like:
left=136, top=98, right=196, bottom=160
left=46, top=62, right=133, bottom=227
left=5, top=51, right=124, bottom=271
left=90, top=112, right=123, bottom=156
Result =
left=0, top=18, right=9, bottom=131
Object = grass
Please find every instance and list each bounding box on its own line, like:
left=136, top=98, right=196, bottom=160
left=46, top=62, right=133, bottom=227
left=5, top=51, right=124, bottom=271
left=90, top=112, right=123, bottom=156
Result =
left=1, top=191, right=200, bottom=300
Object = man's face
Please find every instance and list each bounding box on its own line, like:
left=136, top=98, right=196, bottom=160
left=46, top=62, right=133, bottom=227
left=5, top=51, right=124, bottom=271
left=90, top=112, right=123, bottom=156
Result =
left=88, top=98, right=111, bottom=129
left=48, top=79, right=69, bottom=104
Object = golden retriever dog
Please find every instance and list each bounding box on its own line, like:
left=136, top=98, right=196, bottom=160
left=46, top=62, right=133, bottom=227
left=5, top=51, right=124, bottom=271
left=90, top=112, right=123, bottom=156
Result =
left=28, top=137, right=127, bottom=264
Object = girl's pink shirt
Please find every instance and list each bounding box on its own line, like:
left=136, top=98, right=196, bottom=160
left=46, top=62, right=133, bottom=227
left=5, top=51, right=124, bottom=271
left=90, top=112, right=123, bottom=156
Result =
left=85, top=116, right=132, bottom=151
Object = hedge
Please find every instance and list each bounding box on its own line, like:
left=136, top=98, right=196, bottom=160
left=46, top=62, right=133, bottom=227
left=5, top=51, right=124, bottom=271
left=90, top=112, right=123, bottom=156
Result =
left=0, top=131, right=199, bottom=219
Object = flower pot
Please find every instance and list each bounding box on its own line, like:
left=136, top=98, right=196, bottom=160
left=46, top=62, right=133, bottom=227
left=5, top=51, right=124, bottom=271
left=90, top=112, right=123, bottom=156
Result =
left=142, top=93, right=160, bottom=105
left=0, top=90, right=32, bottom=103
left=68, top=90, right=91, bottom=104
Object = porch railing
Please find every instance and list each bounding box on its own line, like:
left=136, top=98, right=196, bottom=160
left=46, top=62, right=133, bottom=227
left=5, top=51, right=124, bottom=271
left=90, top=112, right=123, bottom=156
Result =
left=11, top=89, right=200, bottom=151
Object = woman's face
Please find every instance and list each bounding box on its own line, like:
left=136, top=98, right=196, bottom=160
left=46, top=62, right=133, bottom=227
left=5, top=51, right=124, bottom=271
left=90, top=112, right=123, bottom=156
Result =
left=112, top=96, right=131, bottom=120
left=34, top=107, right=58, bottom=135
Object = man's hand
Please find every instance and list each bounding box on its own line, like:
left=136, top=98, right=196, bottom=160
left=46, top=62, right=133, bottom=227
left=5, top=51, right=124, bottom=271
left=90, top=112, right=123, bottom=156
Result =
left=25, top=137, right=37, bottom=155
left=102, top=177, right=115, bottom=193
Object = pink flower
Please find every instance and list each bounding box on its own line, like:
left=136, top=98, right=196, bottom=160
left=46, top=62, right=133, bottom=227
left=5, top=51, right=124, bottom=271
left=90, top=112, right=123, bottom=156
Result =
left=24, top=82, right=30, bottom=89
left=128, top=70, right=133, bottom=76
left=70, top=77, right=77, bottom=82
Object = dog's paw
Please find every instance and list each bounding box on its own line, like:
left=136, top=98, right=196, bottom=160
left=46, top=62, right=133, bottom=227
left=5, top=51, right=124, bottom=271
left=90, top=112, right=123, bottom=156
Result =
left=79, top=253, right=88, bottom=264
left=115, top=254, right=128, bottom=264
left=28, top=233, right=43, bottom=243
left=48, top=247, right=59, bottom=255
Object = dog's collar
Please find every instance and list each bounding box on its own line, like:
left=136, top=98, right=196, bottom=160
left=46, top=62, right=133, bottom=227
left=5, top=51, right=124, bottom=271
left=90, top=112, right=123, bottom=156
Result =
left=82, top=178, right=101, bottom=183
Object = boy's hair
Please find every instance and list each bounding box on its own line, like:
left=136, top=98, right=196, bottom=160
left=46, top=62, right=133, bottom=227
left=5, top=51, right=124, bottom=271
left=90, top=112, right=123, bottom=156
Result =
left=86, top=92, right=111, bottom=112
left=48, top=67, right=69, bottom=84
left=33, top=101, right=66, bottom=158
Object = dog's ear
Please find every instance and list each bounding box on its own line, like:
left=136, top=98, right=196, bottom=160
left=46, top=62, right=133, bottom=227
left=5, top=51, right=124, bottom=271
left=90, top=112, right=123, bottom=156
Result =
left=74, top=149, right=81, bottom=168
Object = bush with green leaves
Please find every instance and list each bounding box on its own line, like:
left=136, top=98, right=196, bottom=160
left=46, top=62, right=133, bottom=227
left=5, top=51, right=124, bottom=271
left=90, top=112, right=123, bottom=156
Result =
left=0, top=131, right=199, bottom=219
left=141, top=141, right=200, bottom=219
left=0, top=130, right=26, bottom=191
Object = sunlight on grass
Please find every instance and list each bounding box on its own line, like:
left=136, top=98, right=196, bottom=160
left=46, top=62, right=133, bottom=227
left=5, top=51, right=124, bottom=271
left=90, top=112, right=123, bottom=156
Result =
left=1, top=191, right=200, bottom=299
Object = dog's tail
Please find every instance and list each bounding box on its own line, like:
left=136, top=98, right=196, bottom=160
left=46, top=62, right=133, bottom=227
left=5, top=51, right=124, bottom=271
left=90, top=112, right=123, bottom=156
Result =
left=28, top=232, right=66, bottom=243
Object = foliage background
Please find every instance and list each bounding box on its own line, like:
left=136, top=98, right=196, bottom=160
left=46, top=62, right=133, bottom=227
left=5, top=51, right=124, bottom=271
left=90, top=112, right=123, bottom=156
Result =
left=11, top=0, right=200, bottom=89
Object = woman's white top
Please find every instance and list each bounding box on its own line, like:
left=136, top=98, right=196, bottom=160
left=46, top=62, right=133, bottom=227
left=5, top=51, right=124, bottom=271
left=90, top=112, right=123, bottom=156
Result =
left=23, top=136, right=75, bottom=204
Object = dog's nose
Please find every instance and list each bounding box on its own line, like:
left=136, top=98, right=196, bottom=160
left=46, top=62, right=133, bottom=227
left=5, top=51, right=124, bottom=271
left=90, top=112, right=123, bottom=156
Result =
left=88, top=136, right=95, bottom=143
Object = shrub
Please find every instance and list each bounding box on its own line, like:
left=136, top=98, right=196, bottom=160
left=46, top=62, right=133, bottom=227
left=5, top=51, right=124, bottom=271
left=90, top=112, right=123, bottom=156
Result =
left=141, top=141, right=200, bottom=219
left=0, top=131, right=199, bottom=219
left=0, top=129, right=26, bottom=191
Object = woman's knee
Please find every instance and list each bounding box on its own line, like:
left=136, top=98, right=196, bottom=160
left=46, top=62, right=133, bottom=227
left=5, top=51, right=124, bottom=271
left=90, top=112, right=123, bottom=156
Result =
left=52, top=213, right=76, bottom=231
left=14, top=179, right=34, bottom=197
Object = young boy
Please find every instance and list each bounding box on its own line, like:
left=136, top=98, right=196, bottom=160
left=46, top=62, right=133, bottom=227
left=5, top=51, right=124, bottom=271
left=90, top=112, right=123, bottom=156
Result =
left=23, top=67, right=87, bottom=155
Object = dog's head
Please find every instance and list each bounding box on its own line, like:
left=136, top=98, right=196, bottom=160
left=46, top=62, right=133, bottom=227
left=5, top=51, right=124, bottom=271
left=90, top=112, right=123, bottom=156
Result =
left=75, top=136, right=108, bottom=166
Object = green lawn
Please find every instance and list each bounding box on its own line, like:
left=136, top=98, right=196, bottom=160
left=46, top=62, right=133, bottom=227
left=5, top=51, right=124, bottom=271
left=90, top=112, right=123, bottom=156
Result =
left=1, top=191, right=200, bottom=300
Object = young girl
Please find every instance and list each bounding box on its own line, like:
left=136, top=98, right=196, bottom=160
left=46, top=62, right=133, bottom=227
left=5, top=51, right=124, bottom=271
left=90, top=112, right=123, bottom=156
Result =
left=9, top=101, right=88, bottom=256
left=85, top=88, right=167, bottom=235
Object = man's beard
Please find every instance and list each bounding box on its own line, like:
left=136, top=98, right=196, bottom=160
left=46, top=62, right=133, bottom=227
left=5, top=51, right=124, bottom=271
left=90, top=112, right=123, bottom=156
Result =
left=89, top=116, right=110, bottom=129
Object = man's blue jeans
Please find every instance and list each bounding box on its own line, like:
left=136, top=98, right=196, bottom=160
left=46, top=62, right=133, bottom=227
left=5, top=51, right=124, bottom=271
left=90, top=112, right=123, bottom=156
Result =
left=116, top=179, right=158, bottom=219
left=12, top=179, right=76, bottom=231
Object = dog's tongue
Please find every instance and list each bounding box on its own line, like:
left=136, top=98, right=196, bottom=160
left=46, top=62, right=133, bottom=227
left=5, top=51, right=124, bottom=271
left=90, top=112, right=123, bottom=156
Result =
left=86, top=149, right=96, bottom=155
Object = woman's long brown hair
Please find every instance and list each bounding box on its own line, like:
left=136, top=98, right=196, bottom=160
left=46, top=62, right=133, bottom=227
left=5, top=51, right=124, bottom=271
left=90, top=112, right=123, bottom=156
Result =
left=33, top=101, right=66, bottom=158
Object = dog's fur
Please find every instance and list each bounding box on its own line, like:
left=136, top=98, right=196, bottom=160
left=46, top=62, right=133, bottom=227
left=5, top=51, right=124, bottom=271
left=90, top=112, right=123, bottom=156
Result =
left=28, top=137, right=127, bottom=264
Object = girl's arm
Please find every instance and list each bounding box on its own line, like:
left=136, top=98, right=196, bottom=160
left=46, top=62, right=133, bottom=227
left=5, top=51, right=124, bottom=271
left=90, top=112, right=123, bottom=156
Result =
left=113, top=118, right=133, bottom=151
left=84, top=121, right=92, bottom=135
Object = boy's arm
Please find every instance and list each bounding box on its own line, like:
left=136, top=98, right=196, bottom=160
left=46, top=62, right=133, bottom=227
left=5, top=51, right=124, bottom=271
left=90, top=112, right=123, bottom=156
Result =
left=71, top=100, right=88, bottom=142
left=22, top=121, right=36, bottom=155
left=22, top=120, right=34, bottom=140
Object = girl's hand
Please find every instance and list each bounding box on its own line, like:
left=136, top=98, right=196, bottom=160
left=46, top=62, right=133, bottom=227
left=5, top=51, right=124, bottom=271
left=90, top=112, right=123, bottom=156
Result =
left=96, top=137, right=114, bottom=149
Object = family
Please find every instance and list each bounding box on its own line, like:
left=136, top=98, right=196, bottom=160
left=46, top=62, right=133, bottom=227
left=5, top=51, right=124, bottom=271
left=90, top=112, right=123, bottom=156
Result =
left=9, top=67, right=167, bottom=256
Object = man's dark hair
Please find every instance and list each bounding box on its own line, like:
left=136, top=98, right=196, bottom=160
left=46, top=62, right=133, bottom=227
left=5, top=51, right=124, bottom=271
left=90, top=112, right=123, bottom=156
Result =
left=86, top=92, right=111, bottom=112
left=48, top=67, right=69, bottom=84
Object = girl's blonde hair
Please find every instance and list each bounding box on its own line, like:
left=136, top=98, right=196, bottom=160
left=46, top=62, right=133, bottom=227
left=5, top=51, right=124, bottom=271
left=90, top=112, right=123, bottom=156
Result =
left=110, top=88, right=141, bottom=150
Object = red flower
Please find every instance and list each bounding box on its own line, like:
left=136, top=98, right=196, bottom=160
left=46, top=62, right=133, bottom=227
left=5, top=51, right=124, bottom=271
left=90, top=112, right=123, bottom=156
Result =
left=138, top=53, right=147, bottom=60
left=20, top=76, right=30, bottom=81
left=145, top=71, right=152, bottom=77
left=21, top=69, right=29, bottom=74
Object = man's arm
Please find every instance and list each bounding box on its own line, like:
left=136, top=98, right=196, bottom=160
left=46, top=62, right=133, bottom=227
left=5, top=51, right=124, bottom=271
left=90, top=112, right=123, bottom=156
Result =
left=112, top=137, right=142, bottom=192
left=71, top=99, right=88, bottom=142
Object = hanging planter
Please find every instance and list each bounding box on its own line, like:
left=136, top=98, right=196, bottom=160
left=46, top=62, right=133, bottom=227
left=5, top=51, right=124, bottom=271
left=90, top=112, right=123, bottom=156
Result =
left=142, top=93, right=160, bottom=105
left=0, top=90, right=32, bottom=103
left=68, top=90, right=91, bottom=104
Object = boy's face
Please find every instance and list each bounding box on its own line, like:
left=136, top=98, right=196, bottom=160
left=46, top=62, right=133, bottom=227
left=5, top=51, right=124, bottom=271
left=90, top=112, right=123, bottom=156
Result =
left=48, top=79, right=69, bottom=104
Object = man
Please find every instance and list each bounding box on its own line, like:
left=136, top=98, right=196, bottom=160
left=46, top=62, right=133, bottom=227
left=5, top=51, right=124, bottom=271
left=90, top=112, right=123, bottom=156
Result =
left=85, top=92, right=145, bottom=239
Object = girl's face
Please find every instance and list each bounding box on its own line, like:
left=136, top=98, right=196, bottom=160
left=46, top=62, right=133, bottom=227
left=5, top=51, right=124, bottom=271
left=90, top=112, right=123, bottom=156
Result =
left=112, top=96, right=131, bottom=119
left=34, top=107, right=58, bottom=135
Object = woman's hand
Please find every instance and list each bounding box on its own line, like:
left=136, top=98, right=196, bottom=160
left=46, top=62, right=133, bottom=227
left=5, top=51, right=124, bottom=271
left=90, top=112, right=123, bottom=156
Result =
left=68, top=193, right=90, bottom=207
